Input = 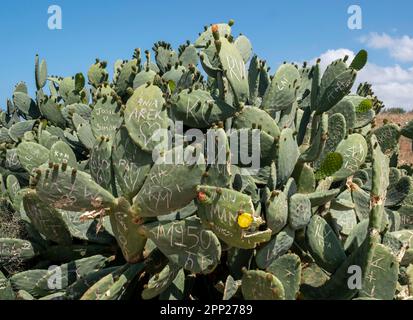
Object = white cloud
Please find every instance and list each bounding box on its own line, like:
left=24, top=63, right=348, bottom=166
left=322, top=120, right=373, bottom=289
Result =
left=309, top=48, right=355, bottom=72
left=360, top=32, right=413, bottom=62
left=309, top=49, right=413, bottom=110
left=359, top=63, right=413, bottom=110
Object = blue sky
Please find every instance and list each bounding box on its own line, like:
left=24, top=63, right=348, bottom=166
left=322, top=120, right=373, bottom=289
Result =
left=1, top=0, right=413, bottom=109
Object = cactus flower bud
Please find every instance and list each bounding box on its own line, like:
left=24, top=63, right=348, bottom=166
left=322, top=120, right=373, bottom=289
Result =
left=211, top=24, right=219, bottom=33
left=197, top=191, right=208, bottom=202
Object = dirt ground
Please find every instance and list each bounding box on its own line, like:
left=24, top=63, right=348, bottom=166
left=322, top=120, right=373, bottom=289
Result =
left=376, top=112, right=413, bottom=166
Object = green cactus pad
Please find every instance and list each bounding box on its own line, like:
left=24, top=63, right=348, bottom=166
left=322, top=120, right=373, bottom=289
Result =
left=0, top=238, right=41, bottom=264
left=197, top=185, right=271, bottom=249
left=6, top=174, right=20, bottom=204
left=15, top=290, right=35, bottom=300
left=267, top=161, right=277, bottom=191
left=58, top=77, right=87, bottom=106
left=355, top=96, right=373, bottom=113
left=5, top=149, right=24, bottom=173
left=401, top=120, right=413, bottom=139
left=199, top=50, right=220, bottom=78
left=178, top=43, right=199, bottom=67
left=316, top=60, right=356, bottom=114
left=297, top=65, right=312, bottom=106
left=255, top=226, right=295, bottom=269
left=262, top=64, right=300, bottom=115
left=112, top=127, right=152, bottom=200
left=306, top=188, right=340, bottom=207
left=16, top=142, right=49, bottom=173
left=267, top=253, right=301, bottom=300
left=124, top=83, right=168, bottom=153
left=8, top=120, right=36, bottom=142
left=248, top=56, right=271, bottom=105
left=350, top=50, right=368, bottom=71
left=97, top=263, right=144, bottom=300
left=358, top=244, right=398, bottom=300
left=299, top=113, right=328, bottom=163
left=229, top=128, right=276, bottom=168
left=288, top=193, right=311, bottom=230
left=351, top=184, right=371, bottom=221
left=133, top=69, right=156, bottom=89
left=38, top=96, right=66, bottom=128
left=195, top=23, right=231, bottom=48
left=277, top=128, right=300, bottom=186
left=309, top=62, right=320, bottom=111
left=370, top=135, right=390, bottom=199
left=386, top=177, right=412, bottom=207
left=89, top=138, right=114, bottom=191
left=0, top=270, right=15, bottom=300
left=202, top=128, right=232, bottom=188
left=153, top=42, right=178, bottom=74
left=317, top=114, right=346, bottom=169
left=266, top=191, right=288, bottom=235
left=162, top=65, right=186, bottom=84
left=141, top=263, right=181, bottom=300
left=333, top=134, right=368, bottom=181
left=12, top=92, right=40, bottom=118
left=138, top=216, right=221, bottom=274
left=306, top=215, right=346, bottom=273
left=74, top=73, right=85, bottom=93
left=87, top=60, right=109, bottom=88
left=114, top=59, right=139, bottom=98
left=60, top=211, right=114, bottom=245
left=232, top=106, right=280, bottom=138
left=38, top=292, right=66, bottom=300
left=0, top=127, right=12, bottom=143
left=398, top=206, right=413, bottom=230
left=292, top=163, right=315, bottom=193
left=49, top=140, right=77, bottom=168
left=65, top=266, right=119, bottom=300
left=172, top=88, right=237, bottom=128
left=0, top=21, right=410, bottom=302
left=75, top=120, right=95, bottom=150
left=33, top=164, right=116, bottom=212
left=35, top=55, right=48, bottom=90
left=10, top=255, right=111, bottom=298
left=221, top=275, right=242, bottom=300
left=234, top=35, right=252, bottom=63
left=14, top=82, right=28, bottom=94
left=40, top=244, right=114, bottom=263
left=300, top=262, right=330, bottom=293
left=176, top=67, right=202, bottom=91
left=371, top=123, right=400, bottom=156
left=22, top=190, right=72, bottom=245
left=159, top=268, right=186, bottom=300
left=90, top=96, right=122, bottom=142
left=109, top=197, right=146, bottom=264
left=241, top=269, right=285, bottom=300
left=327, top=98, right=355, bottom=130
left=10, top=270, right=50, bottom=297
left=61, top=103, right=92, bottom=123
left=79, top=265, right=129, bottom=300
left=329, top=190, right=357, bottom=235
left=217, top=37, right=249, bottom=104
left=132, top=145, right=205, bottom=218
left=315, top=152, right=343, bottom=180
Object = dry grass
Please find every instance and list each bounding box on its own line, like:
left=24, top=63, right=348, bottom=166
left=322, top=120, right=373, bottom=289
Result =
left=376, top=112, right=413, bottom=166
left=0, top=204, right=28, bottom=274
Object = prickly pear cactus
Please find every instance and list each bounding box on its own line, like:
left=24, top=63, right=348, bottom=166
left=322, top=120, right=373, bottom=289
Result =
left=0, top=20, right=412, bottom=301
